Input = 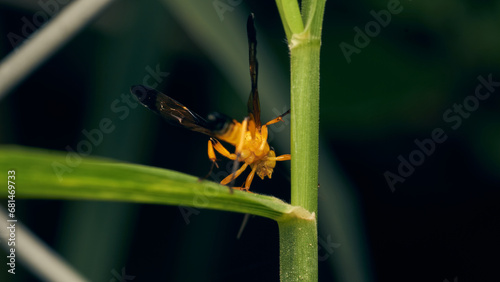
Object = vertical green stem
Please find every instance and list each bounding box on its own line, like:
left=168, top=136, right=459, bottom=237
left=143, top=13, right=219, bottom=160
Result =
left=279, top=29, right=321, bottom=282
left=290, top=35, right=321, bottom=214
left=279, top=217, right=318, bottom=281
left=276, top=0, right=326, bottom=280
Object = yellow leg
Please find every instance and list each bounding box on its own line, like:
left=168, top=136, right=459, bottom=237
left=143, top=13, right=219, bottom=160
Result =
left=258, top=110, right=289, bottom=152
left=210, top=138, right=237, bottom=160
left=268, top=154, right=291, bottom=161
left=236, top=117, right=249, bottom=157
left=205, top=138, right=239, bottom=181
left=221, top=117, right=250, bottom=189
left=243, top=165, right=258, bottom=191
left=207, top=139, right=219, bottom=168
left=258, top=125, right=269, bottom=153
left=221, top=163, right=248, bottom=185
left=229, top=165, right=257, bottom=192
left=264, top=109, right=290, bottom=126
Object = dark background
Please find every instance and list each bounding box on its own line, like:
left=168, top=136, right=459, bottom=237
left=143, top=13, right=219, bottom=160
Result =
left=1, top=0, right=499, bottom=281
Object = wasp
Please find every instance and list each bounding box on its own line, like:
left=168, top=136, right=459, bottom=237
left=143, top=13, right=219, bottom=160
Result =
left=130, top=14, right=290, bottom=191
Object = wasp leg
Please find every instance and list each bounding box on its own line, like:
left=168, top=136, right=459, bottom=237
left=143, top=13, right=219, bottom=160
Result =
left=207, top=138, right=219, bottom=168
left=258, top=125, right=269, bottom=153
left=226, top=117, right=249, bottom=189
left=221, top=163, right=248, bottom=186
left=264, top=109, right=290, bottom=126
left=201, top=139, right=220, bottom=181
left=236, top=117, right=249, bottom=154
left=236, top=213, right=251, bottom=239
left=243, top=165, right=258, bottom=191
left=258, top=110, right=290, bottom=152
left=200, top=139, right=218, bottom=181
left=268, top=154, right=291, bottom=162
left=229, top=165, right=258, bottom=192
left=210, top=138, right=237, bottom=160
left=230, top=185, right=253, bottom=192
left=202, top=138, right=238, bottom=181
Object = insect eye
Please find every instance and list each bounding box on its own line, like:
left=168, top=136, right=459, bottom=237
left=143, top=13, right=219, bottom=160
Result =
left=207, top=112, right=232, bottom=133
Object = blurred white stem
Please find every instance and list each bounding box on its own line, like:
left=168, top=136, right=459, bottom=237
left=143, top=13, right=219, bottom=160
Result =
left=0, top=0, right=117, bottom=99
left=0, top=209, right=89, bottom=281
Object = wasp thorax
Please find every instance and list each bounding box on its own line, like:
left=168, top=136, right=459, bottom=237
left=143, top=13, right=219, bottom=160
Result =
left=207, top=112, right=233, bottom=134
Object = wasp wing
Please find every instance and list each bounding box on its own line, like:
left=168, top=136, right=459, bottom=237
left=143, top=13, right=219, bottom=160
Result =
left=130, top=85, right=213, bottom=136
left=246, top=13, right=261, bottom=128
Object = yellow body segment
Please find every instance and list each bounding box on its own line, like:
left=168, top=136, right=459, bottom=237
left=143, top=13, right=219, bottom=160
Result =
left=208, top=115, right=291, bottom=191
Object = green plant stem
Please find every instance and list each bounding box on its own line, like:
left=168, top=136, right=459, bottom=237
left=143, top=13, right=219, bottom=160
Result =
left=275, top=0, right=326, bottom=280
left=289, top=36, right=321, bottom=214
left=290, top=0, right=326, bottom=219
left=277, top=39, right=320, bottom=281
left=278, top=215, right=318, bottom=281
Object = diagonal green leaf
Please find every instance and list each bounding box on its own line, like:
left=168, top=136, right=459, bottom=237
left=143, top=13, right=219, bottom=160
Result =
left=0, top=146, right=312, bottom=222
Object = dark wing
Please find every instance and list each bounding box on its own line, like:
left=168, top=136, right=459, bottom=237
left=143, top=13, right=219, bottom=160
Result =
left=246, top=13, right=261, bottom=128
left=130, top=85, right=213, bottom=135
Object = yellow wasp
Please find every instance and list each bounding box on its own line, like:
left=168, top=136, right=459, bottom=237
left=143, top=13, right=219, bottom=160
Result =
left=130, top=14, right=290, bottom=191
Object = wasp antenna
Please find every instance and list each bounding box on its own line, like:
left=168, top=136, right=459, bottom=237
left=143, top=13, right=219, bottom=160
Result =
left=280, top=109, right=291, bottom=117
